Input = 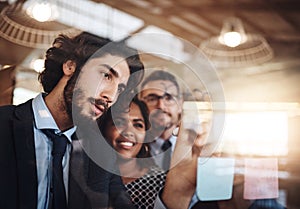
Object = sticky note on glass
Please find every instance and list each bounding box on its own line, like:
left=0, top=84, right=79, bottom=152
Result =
left=197, top=158, right=235, bottom=201
left=244, top=158, right=279, bottom=200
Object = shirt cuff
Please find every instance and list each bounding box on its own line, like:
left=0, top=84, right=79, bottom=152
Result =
left=189, top=192, right=199, bottom=208
left=153, top=188, right=167, bottom=209
left=153, top=189, right=199, bottom=209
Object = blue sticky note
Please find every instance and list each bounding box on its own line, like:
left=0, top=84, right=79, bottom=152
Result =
left=197, top=157, right=235, bottom=201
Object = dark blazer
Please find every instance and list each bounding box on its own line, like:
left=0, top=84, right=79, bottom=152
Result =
left=0, top=100, right=135, bottom=209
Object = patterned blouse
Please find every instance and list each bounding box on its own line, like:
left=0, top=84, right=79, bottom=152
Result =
left=124, top=166, right=166, bottom=209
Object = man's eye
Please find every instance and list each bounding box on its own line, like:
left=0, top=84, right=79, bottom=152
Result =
left=102, top=72, right=112, bottom=80
left=165, top=94, right=175, bottom=101
left=147, top=96, right=157, bottom=102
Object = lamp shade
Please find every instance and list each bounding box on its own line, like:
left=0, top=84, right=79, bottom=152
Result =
left=200, top=17, right=273, bottom=68
left=0, top=2, right=80, bottom=49
left=219, top=17, right=247, bottom=47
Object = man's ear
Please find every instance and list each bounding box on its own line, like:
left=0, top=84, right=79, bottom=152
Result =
left=62, top=60, right=76, bottom=76
left=138, top=90, right=143, bottom=100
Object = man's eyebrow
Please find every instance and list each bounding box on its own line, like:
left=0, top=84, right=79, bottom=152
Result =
left=144, top=93, right=160, bottom=97
left=145, top=93, right=176, bottom=97
left=100, top=64, right=119, bottom=78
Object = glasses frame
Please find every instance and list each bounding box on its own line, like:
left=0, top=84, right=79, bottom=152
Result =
left=142, top=93, right=179, bottom=107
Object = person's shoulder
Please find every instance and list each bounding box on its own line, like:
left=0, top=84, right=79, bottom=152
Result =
left=0, top=104, right=15, bottom=111
left=0, top=104, right=16, bottom=120
left=0, top=99, right=33, bottom=121
left=148, top=166, right=167, bottom=179
left=143, top=166, right=166, bottom=192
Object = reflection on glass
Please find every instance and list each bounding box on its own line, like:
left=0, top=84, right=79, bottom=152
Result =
left=222, top=111, right=288, bottom=156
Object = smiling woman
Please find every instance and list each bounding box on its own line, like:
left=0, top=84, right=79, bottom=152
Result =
left=105, top=101, right=147, bottom=159
left=99, top=96, right=166, bottom=209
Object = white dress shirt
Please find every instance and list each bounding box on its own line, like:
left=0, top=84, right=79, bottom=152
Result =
left=32, top=93, right=76, bottom=209
left=150, top=135, right=177, bottom=169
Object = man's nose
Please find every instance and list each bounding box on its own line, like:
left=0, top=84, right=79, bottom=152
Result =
left=100, top=84, right=118, bottom=105
left=156, top=97, right=166, bottom=109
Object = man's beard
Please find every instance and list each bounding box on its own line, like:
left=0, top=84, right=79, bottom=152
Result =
left=64, top=74, right=109, bottom=123
left=64, top=73, right=77, bottom=121
left=63, top=75, right=118, bottom=172
left=149, top=109, right=174, bottom=133
left=70, top=89, right=103, bottom=142
left=88, top=97, right=109, bottom=113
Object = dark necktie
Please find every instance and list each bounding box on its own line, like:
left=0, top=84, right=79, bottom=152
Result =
left=43, top=129, right=68, bottom=209
left=161, top=140, right=172, bottom=171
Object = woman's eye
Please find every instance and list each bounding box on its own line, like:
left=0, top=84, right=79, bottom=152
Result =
left=117, top=86, right=125, bottom=94
left=134, top=123, right=145, bottom=129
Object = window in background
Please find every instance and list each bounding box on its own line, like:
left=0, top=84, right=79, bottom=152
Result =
left=221, top=111, right=288, bottom=156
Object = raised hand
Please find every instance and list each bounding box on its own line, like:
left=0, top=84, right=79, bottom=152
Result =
left=162, top=122, right=209, bottom=209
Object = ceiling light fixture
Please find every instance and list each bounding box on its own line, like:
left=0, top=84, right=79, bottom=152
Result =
left=218, top=17, right=247, bottom=48
left=30, top=58, right=44, bottom=73
left=25, top=1, right=58, bottom=22
left=200, top=17, right=273, bottom=68
left=0, top=2, right=80, bottom=48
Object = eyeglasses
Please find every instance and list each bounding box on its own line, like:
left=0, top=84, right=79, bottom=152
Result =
left=143, top=93, right=178, bottom=106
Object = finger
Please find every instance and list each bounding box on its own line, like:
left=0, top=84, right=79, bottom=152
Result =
left=192, top=132, right=207, bottom=157
left=188, top=121, right=210, bottom=158
left=171, top=118, right=210, bottom=167
left=170, top=125, right=194, bottom=167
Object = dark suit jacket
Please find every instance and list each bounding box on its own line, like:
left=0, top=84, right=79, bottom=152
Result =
left=0, top=100, right=135, bottom=209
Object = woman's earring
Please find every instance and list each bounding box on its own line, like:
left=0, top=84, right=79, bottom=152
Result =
left=172, top=126, right=179, bottom=136
left=144, top=144, right=149, bottom=153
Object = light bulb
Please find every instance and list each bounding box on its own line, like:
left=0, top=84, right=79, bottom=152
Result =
left=223, top=31, right=242, bottom=47
left=32, top=59, right=44, bottom=73
left=32, top=3, right=52, bottom=22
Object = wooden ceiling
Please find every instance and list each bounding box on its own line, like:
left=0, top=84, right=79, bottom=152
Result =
left=0, top=0, right=300, bottom=103
left=94, top=0, right=300, bottom=47
left=93, top=0, right=300, bottom=102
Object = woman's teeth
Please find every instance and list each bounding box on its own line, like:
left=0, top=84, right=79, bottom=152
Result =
left=119, top=141, right=134, bottom=147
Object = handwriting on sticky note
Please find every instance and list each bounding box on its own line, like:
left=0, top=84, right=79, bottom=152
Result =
left=244, top=158, right=279, bottom=200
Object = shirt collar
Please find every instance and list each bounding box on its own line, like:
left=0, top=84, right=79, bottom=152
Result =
left=32, top=93, right=76, bottom=142
left=154, top=134, right=177, bottom=150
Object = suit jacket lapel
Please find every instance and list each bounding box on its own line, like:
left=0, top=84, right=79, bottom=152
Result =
left=68, top=136, right=111, bottom=209
left=13, top=100, right=38, bottom=209
left=68, top=137, right=90, bottom=209
left=68, top=135, right=135, bottom=209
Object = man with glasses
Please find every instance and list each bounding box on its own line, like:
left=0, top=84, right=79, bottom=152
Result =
left=139, top=70, right=183, bottom=171
left=140, top=71, right=220, bottom=209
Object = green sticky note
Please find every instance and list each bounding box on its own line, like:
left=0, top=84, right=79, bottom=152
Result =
left=197, top=157, right=235, bottom=201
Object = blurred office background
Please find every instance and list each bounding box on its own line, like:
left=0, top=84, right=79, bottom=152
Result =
left=0, top=0, right=299, bottom=208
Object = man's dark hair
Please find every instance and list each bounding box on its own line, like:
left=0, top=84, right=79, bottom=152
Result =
left=39, top=31, right=144, bottom=93
left=141, top=70, right=181, bottom=96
